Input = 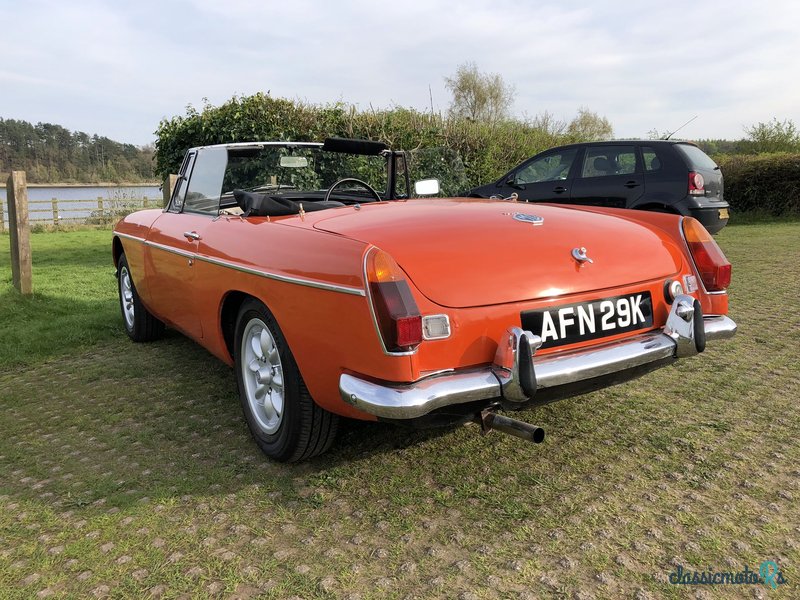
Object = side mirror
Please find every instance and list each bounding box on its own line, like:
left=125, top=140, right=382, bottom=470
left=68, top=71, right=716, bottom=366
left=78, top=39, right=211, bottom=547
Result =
left=414, top=178, right=440, bottom=196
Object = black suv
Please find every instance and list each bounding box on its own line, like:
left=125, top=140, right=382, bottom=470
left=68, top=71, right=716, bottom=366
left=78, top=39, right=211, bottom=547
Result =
left=468, top=140, right=729, bottom=233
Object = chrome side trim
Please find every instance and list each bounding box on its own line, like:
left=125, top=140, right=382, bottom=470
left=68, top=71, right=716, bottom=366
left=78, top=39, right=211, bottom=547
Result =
left=193, top=254, right=365, bottom=297
left=147, top=240, right=195, bottom=259
left=339, top=312, right=738, bottom=420
left=113, top=232, right=365, bottom=296
left=115, top=232, right=145, bottom=244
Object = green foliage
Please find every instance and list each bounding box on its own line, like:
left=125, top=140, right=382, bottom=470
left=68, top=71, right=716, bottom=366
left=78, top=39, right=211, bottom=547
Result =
left=566, top=106, right=613, bottom=141
left=717, top=153, right=800, bottom=215
left=444, top=62, right=515, bottom=123
left=694, top=138, right=751, bottom=155
left=742, top=118, right=800, bottom=153
left=154, top=93, right=610, bottom=192
left=0, top=118, right=154, bottom=183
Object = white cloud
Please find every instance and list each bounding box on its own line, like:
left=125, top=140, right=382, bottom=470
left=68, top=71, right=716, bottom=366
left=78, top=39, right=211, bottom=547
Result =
left=0, top=0, right=798, bottom=144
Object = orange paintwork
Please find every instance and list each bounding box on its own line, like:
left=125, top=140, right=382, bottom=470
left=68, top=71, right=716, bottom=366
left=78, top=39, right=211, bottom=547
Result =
left=113, top=198, right=730, bottom=421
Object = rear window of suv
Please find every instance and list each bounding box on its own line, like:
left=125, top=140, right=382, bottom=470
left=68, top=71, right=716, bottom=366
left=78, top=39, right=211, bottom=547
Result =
left=675, top=144, right=718, bottom=170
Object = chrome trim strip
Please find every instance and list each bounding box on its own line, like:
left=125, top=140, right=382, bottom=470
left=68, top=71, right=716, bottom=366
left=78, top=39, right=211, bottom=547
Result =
left=115, top=232, right=145, bottom=244
left=193, top=141, right=324, bottom=151
left=147, top=240, right=195, bottom=259
left=194, top=254, right=365, bottom=297
left=113, top=232, right=365, bottom=296
left=339, top=314, right=738, bottom=419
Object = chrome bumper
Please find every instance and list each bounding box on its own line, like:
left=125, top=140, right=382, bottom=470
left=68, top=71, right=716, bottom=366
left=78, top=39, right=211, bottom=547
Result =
left=339, top=296, right=737, bottom=420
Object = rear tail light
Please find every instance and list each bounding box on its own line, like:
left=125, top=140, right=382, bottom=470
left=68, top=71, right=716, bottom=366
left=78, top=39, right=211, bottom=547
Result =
left=365, top=248, right=422, bottom=352
left=682, top=217, right=731, bottom=291
left=688, top=171, right=705, bottom=196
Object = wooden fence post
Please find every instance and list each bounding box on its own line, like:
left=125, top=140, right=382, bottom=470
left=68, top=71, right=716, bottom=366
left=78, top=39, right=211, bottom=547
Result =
left=7, top=171, right=33, bottom=295
left=52, top=197, right=59, bottom=227
left=97, top=197, right=104, bottom=221
left=143, top=196, right=149, bottom=208
left=163, top=174, right=178, bottom=207
left=0, top=197, right=5, bottom=233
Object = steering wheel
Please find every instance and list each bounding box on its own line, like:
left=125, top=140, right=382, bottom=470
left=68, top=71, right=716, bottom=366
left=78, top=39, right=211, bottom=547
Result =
left=323, top=178, right=382, bottom=204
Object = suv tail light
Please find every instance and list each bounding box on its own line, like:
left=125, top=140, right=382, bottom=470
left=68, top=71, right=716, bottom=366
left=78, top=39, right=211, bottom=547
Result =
left=365, top=248, right=422, bottom=352
left=682, top=217, right=731, bottom=291
left=688, top=171, right=705, bottom=196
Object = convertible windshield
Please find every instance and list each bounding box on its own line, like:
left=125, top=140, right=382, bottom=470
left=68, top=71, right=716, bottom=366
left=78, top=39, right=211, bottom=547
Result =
left=222, top=145, right=388, bottom=200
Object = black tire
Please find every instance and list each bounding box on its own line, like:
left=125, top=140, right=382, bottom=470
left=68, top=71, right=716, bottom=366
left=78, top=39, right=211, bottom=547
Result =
left=234, top=299, right=338, bottom=462
left=117, top=253, right=165, bottom=342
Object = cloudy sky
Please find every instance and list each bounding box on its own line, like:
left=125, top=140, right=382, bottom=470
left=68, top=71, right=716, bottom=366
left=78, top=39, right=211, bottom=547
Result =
left=1, top=0, right=798, bottom=146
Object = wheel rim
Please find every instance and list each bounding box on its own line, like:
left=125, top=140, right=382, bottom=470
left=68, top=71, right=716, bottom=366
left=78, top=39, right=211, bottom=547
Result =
left=241, top=318, right=285, bottom=435
left=120, top=266, right=135, bottom=330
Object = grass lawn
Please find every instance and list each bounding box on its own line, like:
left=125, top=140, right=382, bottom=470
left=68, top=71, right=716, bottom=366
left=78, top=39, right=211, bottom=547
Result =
left=1, top=223, right=799, bottom=598
left=0, top=229, right=119, bottom=367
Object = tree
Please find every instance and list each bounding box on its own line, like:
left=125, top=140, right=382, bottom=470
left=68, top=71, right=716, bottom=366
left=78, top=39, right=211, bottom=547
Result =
left=743, top=118, right=800, bottom=153
left=567, top=107, right=613, bottom=141
left=444, top=62, right=515, bottom=123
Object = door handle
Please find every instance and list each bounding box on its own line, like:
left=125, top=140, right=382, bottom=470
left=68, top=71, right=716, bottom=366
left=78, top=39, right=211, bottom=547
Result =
left=553, top=186, right=568, bottom=194
left=183, top=231, right=201, bottom=241
left=624, top=181, right=641, bottom=188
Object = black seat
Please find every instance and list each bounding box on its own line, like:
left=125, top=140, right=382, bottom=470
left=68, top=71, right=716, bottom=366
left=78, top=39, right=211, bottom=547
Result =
left=233, top=190, right=344, bottom=217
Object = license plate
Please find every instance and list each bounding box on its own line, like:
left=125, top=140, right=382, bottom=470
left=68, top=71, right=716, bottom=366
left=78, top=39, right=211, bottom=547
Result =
left=719, top=208, right=729, bottom=219
left=521, top=292, right=654, bottom=350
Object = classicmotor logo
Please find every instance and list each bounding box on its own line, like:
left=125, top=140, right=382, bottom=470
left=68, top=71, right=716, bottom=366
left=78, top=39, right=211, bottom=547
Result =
left=669, top=561, right=787, bottom=589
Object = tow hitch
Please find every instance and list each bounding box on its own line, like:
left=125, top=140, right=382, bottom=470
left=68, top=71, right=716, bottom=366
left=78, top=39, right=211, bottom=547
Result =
left=476, top=408, right=545, bottom=444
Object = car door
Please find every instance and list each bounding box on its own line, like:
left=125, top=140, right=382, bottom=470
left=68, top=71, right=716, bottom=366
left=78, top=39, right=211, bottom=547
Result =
left=569, top=145, right=644, bottom=208
left=144, top=147, right=227, bottom=340
left=494, top=147, right=582, bottom=202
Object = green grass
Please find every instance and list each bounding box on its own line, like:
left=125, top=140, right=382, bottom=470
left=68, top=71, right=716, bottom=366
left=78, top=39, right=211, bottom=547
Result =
left=0, top=229, right=119, bottom=367
left=1, top=222, right=799, bottom=598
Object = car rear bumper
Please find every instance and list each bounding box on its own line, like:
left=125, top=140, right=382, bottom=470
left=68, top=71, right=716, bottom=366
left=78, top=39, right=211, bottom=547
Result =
left=688, top=201, right=730, bottom=234
left=339, top=296, right=736, bottom=420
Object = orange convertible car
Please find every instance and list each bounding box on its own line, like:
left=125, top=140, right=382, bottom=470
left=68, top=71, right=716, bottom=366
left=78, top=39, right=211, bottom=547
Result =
left=113, top=138, right=736, bottom=461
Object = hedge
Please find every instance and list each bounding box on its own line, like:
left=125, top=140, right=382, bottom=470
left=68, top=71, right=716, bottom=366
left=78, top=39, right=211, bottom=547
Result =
left=154, top=93, right=800, bottom=214
left=154, top=94, right=591, bottom=196
left=716, top=153, right=800, bottom=215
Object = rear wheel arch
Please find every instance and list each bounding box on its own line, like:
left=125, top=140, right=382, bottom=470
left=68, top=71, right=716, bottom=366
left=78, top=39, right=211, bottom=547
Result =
left=220, top=290, right=256, bottom=361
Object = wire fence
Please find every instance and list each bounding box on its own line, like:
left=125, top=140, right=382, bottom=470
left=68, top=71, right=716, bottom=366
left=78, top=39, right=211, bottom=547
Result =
left=1, top=194, right=163, bottom=231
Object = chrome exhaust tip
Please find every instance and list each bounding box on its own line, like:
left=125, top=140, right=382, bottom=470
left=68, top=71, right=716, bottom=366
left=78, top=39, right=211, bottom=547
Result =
left=476, top=409, right=545, bottom=444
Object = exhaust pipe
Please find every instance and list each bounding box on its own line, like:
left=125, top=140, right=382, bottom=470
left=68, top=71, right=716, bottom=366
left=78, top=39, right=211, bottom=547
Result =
left=476, top=409, right=545, bottom=444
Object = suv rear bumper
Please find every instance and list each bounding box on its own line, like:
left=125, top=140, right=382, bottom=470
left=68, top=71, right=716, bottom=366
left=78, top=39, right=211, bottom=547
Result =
left=339, top=297, right=737, bottom=420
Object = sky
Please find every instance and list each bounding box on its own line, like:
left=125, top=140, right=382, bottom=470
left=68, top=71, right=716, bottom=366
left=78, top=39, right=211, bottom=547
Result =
left=1, top=0, right=798, bottom=146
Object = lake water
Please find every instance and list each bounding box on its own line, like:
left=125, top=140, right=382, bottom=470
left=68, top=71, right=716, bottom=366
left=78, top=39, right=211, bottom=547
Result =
left=0, top=185, right=162, bottom=224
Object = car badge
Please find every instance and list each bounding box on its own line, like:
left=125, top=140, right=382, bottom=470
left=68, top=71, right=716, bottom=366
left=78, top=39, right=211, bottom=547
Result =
left=571, top=247, right=593, bottom=264
left=512, top=212, right=543, bottom=226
